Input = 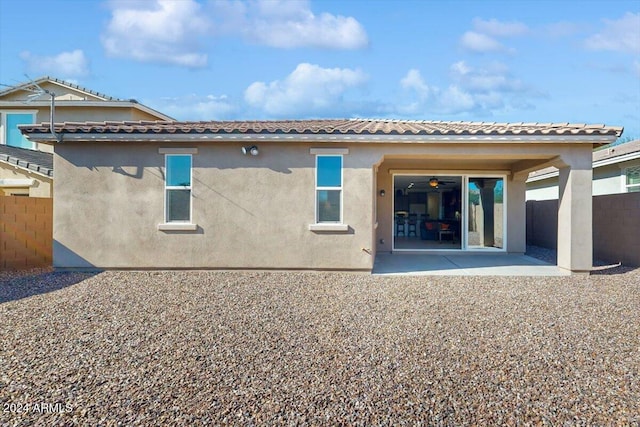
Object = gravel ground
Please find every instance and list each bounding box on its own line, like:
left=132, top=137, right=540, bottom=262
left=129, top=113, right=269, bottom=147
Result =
left=1, top=253, right=639, bottom=425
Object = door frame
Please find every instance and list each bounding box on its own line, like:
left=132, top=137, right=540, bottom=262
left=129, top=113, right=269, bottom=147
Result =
left=391, top=172, right=507, bottom=252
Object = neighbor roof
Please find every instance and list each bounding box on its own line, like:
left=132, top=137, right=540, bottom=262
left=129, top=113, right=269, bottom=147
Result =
left=0, top=145, right=53, bottom=178
left=20, top=119, right=623, bottom=139
left=0, top=76, right=175, bottom=121
left=0, top=76, right=120, bottom=101
left=528, top=139, right=640, bottom=182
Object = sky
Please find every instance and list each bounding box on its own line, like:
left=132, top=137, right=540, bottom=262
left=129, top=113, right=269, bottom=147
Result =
left=1, top=0, right=639, bottom=140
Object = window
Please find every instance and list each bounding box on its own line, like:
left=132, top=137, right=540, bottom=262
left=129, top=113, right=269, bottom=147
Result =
left=1, top=111, right=36, bottom=149
left=626, top=166, right=640, bottom=193
left=316, top=155, right=342, bottom=223
left=165, top=154, right=192, bottom=222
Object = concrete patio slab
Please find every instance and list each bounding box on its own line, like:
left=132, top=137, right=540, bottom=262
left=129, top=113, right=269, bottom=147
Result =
left=373, top=253, right=570, bottom=276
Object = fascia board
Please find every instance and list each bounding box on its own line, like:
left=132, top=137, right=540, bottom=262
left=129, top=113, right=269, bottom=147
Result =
left=24, top=132, right=620, bottom=145
left=593, top=151, right=640, bottom=168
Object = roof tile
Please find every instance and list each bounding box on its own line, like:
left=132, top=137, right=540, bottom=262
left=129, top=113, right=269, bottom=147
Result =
left=18, top=118, right=624, bottom=139
left=0, top=145, right=53, bottom=177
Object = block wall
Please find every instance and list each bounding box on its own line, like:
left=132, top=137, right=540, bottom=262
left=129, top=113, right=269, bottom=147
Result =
left=0, top=196, right=53, bottom=270
left=527, top=192, right=640, bottom=267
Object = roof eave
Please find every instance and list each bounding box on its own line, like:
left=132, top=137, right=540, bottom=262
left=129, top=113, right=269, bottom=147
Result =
left=0, top=156, right=54, bottom=178
left=23, top=132, right=621, bottom=145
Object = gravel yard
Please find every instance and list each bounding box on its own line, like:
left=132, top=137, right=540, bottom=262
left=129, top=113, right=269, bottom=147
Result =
left=1, top=263, right=639, bottom=425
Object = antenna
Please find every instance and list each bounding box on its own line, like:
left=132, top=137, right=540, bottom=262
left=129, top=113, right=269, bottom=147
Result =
left=0, top=75, right=62, bottom=143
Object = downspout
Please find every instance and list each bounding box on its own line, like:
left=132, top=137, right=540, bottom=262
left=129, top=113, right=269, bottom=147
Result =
left=46, top=90, right=62, bottom=143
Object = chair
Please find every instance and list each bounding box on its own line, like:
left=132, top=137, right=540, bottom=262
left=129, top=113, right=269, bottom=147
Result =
left=396, top=215, right=406, bottom=236
left=439, top=222, right=455, bottom=243
left=422, top=221, right=438, bottom=240
left=408, top=214, right=417, bottom=236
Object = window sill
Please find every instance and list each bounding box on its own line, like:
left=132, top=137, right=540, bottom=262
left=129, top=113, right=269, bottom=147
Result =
left=309, top=223, right=349, bottom=232
left=158, top=223, right=198, bottom=231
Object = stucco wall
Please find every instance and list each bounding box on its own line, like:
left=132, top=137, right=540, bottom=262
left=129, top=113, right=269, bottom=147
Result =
left=53, top=140, right=599, bottom=270
left=53, top=142, right=377, bottom=269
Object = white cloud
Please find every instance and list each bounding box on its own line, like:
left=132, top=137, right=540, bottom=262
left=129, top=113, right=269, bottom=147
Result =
left=398, top=62, right=534, bottom=116
left=102, top=0, right=210, bottom=67
left=460, top=18, right=528, bottom=53
left=585, top=12, right=640, bottom=54
left=439, top=86, right=476, bottom=113
left=400, top=69, right=429, bottom=98
left=459, top=31, right=506, bottom=53
left=213, top=0, right=368, bottom=49
left=450, top=61, right=525, bottom=92
left=149, top=94, right=237, bottom=121
left=542, top=21, right=584, bottom=38
left=472, top=18, right=529, bottom=37
left=244, top=63, right=368, bottom=116
left=19, top=49, right=90, bottom=78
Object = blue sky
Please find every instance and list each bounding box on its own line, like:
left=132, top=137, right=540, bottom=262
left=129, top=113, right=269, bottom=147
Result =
left=1, top=0, right=639, bottom=139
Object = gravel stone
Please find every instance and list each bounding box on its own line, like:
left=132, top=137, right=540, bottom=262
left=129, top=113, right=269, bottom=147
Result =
left=1, top=253, right=638, bottom=425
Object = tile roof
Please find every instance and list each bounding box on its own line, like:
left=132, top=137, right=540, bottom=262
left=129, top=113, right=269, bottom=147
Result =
left=0, top=145, right=53, bottom=177
left=20, top=119, right=624, bottom=138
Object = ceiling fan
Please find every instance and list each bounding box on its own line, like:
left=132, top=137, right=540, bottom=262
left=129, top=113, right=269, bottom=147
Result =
left=427, top=177, right=456, bottom=187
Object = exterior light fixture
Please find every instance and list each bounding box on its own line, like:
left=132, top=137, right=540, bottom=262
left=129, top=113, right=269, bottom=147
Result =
left=429, top=177, right=439, bottom=187
left=379, top=189, right=385, bottom=197
left=242, top=145, right=259, bottom=156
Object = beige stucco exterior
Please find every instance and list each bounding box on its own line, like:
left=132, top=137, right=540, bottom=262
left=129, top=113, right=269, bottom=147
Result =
left=53, top=142, right=377, bottom=269
left=50, top=137, right=603, bottom=273
left=0, top=161, right=52, bottom=197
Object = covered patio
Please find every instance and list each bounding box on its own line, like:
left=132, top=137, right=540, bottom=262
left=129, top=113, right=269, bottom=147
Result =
left=373, top=252, right=570, bottom=276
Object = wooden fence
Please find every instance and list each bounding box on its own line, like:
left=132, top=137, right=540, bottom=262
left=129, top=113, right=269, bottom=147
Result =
left=0, top=196, right=52, bottom=270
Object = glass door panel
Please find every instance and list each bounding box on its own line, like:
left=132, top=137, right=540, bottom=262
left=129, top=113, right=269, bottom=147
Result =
left=467, top=177, right=504, bottom=249
left=393, top=175, right=462, bottom=250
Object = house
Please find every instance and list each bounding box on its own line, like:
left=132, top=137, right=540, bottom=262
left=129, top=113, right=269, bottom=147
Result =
left=0, top=144, right=52, bottom=196
left=526, top=139, right=640, bottom=200
left=20, top=119, right=622, bottom=273
left=0, top=76, right=174, bottom=197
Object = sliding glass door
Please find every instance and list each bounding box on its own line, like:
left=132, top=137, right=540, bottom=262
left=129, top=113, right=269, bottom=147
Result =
left=393, top=174, right=505, bottom=251
left=393, top=175, right=462, bottom=250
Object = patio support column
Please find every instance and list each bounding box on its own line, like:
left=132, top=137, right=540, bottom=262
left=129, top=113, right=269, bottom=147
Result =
left=473, top=178, right=498, bottom=247
left=557, top=148, right=593, bottom=273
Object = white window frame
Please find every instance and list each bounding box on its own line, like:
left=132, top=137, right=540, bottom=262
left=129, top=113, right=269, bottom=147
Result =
left=309, top=148, right=349, bottom=232
left=0, top=110, right=37, bottom=149
left=157, top=148, right=198, bottom=231
left=624, top=165, right=640, bottom=193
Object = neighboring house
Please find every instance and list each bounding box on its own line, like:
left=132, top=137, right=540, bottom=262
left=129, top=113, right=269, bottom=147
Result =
left=527, top=139, right=640, bottom=200
left=21, top=119, right=622, bottom=273
left=0, top=144, right=52, bottom=197
left=0, top=76, right=173, bottom=197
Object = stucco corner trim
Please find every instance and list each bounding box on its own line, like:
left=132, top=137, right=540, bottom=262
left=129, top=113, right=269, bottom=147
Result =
left=309, top=223, right=350, bottom=232
left=157, top=223, right=198, bottom=231
left=310, top=148, right=349, bottom=155
left=158, top=147, right=198, bottom=155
